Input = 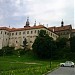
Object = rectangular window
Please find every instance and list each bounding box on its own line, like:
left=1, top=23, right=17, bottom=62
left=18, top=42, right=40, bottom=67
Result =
left=23, top=32, right=25, bottom=34
left=35, top=30, right=36, bottom=33
left=7, top=33, right=9, bottom=35
left=5, top=32, right=6, bottom=35
left=30, top=41, right=33, bottom=43
left=10, top=33, right=11, bottom=36
left=31, top=31, right=33, bottom=34
left=27, top=31, right=29, bottom=34
left=1, top=31, right=2, bottom=34
left=19, top=32, right=21, bottom=35
left=38, top=30, right=40, bottom=34
left=12, top=33, right=14, bottom=36
left=16, top=32, right=17, bottom=35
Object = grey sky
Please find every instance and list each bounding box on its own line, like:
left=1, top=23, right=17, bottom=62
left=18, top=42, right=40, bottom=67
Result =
left=0, top=0, right=74, bottom=28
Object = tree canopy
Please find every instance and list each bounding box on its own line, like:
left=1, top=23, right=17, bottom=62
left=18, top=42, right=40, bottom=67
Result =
left=32, top=30, right=55, bottom=59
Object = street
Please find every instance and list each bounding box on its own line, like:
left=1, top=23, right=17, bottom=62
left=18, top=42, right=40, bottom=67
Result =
left=47, top=67, right=75, bottom=75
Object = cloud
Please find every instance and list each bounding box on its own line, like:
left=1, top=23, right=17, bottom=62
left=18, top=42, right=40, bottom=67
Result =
left=0, top=0, right=74, bottom=28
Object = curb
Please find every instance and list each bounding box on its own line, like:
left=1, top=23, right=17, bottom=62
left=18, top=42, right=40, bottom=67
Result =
left=43, top=65, right=59, bottom=75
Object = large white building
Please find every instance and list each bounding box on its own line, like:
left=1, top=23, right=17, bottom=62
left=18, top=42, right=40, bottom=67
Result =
left=0, top=19, right=58, bottom=49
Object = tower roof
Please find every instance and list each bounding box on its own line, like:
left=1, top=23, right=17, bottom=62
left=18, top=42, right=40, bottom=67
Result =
left=24, top=17, right=30, bottom=27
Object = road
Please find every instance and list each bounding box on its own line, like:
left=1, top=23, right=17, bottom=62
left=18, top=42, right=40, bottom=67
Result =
left=47, top=67, right=75, bottom=75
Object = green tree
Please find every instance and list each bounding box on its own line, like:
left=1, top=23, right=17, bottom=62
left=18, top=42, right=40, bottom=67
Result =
left=32, top=30, right=55, bottom=59
left=69, top=36, right=75, bottom=60
left=70, top=36, right=75, bottom=52
left=23, top=38, right=27, bottom=50
left=56, top=37, right=69, bottom=59
left=2, top=46, right=14, bottom=56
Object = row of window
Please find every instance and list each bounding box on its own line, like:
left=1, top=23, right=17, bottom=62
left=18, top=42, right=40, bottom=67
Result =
left=10, top=30, right=40, bottom=36
left=59, top=32, right=69, bottom=35
left=0, top=30, right=57, bottom=38
left=0, top=31, right=9, bottom=35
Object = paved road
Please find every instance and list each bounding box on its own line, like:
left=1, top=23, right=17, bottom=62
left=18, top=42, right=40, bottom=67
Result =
left=47, top=67, right=75, bottom=75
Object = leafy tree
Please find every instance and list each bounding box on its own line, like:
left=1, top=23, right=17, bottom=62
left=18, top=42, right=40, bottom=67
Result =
left=1, top=46, right=14, bottom=56
left=70, top=36, right=75, bottom=52
left=69, top=36, right=75, bottom=60
left=55, top=37, right=69, bottom=59
left=32, top=30, right=55, bottom=59
left=56, top=37, right=68, bottom=49
left=0, top=49, right=3, bottom=56
left=23, top=38, right=27, bottom=50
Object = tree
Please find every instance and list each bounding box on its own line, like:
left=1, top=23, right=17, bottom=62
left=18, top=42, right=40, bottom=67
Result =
left=56, top=37, right=68, bottom=49
left=1, top=46, right=14, bottom=56
left=23, top=38, right=27, bottom=50
left=32, top=30, right=55, bottom=59
left=70, top=36, right=75, bottom=52
left=69, top=36, right=75, bottom=60
left=55, top=37, right=69, bottom=59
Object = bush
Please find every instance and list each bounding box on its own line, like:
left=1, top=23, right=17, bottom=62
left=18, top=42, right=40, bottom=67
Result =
left=0, top=49, right=3, bottom=56
left=1, top=46, right=14, bottom=56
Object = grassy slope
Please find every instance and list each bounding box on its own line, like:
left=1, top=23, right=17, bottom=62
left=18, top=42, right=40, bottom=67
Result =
left=0, top=52, right=59, bottom=75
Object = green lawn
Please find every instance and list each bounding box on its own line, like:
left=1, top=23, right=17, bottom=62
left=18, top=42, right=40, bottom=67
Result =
left=0, top=52, right=59, bottom=75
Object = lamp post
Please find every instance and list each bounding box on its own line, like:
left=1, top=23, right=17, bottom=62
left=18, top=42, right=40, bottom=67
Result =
left=18, top=51, right=20, bottom=57
left=3, top=50, right=5, bottom=57
left=50, top=44, right=52, bottom=68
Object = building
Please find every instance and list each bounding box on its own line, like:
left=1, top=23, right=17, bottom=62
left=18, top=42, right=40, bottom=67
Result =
left=71, top=29, right=75, bottom=37
left=48, top=20, right=72, bottom=39
left=0, top=19, right=58, bottom=49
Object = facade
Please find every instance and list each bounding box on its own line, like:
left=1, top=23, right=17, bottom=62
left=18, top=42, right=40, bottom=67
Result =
left=0, top=25, right=58, bottom=49
left=71, top=29, right=75, bottom=37
left=48, top=21, right=72, bottom=39
left=0, top=19, right=74, bottom=49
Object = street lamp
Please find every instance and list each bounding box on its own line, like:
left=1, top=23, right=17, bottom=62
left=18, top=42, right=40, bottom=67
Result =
left=50, top=44, right=52, bottom=68
left=18, top=51, right=20, bottom=57
left=3, top=50, right=5, bottom=57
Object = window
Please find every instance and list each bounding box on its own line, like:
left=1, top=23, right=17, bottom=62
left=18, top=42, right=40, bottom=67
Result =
left=5, top=32, right=6, bottom=34
left=15, top=37, right=17, bottom=39
left=12, top=33, right=14, bottom=36
left=19, top=32, right=21, bottom=35
left=7, top=33, right=9, bottom=35
left=35, top=30, right=36, bottom=33
left=16, top=32, right=17, bottom=35
left=30, top=36, right=32, bottom=38
left=27, top=31, right=29, bottom=34
left=51, top=33, right=52, bottom=36
left=31, top=31, right=33, bottom=34
left=16, top=41, right=17, bottom=43
left=38, top=30, right=40, bottom=34
left=23, top=32, right=25, bottom=34
left=6, top=39, right=7, bottom=41
left=47, top=31, right=48, bottom=34
left=1, top=31, right=2, bottom=34
left=23, top=36, right=25, bottom=38
left=30, top=41, right=33, bottom=43
left=67, top=32, right=69, bottom=34
left=10, top=33, right=11, bottom=36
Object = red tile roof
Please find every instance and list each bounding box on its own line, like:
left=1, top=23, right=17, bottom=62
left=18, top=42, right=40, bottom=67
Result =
left=0, top=25, right=46, bottom=32
left=72, top=29, right=75, bottom=32
left=48, top=25, right=72, bottom=32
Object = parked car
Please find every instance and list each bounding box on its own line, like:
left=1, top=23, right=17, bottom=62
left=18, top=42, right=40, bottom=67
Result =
left=60, top=61, right=74, bottom=67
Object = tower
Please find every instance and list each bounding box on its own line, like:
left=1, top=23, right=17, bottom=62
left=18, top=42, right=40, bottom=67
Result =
left=61, top=19, right=64, bottom=27
left=34, top=20, right=36, bottom=26
left=24, top=17, right=30, bottom=27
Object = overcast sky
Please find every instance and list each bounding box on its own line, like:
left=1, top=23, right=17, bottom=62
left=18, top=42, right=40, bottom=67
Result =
left=0, top=0, right=74, bottom=28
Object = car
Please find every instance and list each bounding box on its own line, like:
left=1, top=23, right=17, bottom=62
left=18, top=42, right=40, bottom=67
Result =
left=60, top=61, right=74, bottom=67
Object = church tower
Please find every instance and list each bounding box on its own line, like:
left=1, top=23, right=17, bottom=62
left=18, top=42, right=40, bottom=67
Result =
left=34, top=20, right=36, bottom=26
left=24, top=17, right=30, bottom=27
left=61, top=19, right=64, bottom=27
